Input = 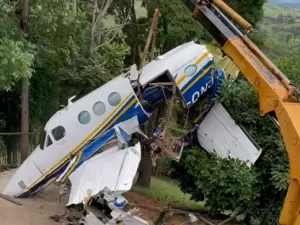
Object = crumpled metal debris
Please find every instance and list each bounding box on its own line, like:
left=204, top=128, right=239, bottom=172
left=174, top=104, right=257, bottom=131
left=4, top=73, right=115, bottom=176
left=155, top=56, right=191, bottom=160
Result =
left=188, top=213, right=199, bottom=224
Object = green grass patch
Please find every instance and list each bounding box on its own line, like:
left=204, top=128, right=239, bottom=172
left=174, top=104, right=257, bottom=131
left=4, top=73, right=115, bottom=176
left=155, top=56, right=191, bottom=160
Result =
left=132, top=176, right=206, bottom=211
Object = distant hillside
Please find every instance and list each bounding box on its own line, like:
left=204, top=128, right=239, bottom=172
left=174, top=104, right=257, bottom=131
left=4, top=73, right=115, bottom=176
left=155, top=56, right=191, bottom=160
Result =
left=264, top=3, right=300, bottom=18
left=264, top=0, right=300, bottom=20
left=269, top=0, right=300, bottom=9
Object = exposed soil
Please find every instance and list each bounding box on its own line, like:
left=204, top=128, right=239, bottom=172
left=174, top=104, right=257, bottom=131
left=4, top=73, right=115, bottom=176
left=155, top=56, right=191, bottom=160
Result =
left=124, top=191, right=209, bottom=225
left=124, top=191, right=164, bottom=222
left=0, top=169, right=68, bottom=225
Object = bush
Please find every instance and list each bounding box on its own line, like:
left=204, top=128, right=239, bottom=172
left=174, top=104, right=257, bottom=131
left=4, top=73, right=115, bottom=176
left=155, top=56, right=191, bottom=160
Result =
left=174, top=79, right=289, bottom=224
left=177, top=149, right=257, bottom=214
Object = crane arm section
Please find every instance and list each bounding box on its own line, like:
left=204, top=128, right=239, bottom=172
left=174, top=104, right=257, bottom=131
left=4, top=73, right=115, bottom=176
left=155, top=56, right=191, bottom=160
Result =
left=186, top=1, right=300, bottom=224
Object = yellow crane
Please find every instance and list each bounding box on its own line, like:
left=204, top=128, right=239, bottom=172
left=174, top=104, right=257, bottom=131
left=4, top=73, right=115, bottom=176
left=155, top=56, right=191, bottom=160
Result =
left=185, top=0, right=300, bottom=224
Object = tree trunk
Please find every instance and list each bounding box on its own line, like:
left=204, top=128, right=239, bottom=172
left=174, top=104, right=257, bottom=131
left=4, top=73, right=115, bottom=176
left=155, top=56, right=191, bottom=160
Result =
left=72, top=0, right=77, bottom=12
left=130, top=0, right=140, bottom=66
left=20, top=0, right=30, bottom=163
left=20, top=79, right=29, bottom=163
left=90, top=0, right=97, bottom=57
left=136, top=104, right=168, bottom=187
left=6, top=149, right=12, bottom=165
left=136, top=143, right=152, bottom=187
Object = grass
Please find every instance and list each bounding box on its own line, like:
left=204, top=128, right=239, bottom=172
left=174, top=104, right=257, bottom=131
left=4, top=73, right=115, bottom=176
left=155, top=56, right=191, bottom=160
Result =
left=132, top=176, right=206, bottom=212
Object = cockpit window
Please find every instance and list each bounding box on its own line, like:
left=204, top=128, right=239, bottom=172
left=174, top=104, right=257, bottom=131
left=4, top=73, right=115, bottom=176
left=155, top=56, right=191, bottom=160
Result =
left=46, top=135, right=53, bottom=147
left=52, top=126, right=66, bottom=141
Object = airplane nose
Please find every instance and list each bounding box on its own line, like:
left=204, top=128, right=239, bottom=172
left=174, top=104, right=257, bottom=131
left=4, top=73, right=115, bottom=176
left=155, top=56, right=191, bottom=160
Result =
left=2, top=147, right=43, bottom=197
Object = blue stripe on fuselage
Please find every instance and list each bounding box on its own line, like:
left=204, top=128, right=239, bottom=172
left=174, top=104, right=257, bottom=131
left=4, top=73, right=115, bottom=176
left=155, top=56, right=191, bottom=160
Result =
left=181, top=61, right=214, bottom=107
left=94, top=95, right=148, bottom=137
left=18, top=93, right=149, bottom=197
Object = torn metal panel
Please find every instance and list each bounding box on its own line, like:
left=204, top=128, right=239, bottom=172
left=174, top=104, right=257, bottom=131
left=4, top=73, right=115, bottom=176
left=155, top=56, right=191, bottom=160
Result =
left=67, top=142, right=141, bottom=206
left=197, top=103, right=262, bottom=165
left=116, top=116, right=148, bottom=140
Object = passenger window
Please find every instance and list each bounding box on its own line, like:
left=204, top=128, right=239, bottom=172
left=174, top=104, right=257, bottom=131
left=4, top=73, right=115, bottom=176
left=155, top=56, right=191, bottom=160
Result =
left=46, top=135, right=53, bottom=147
left=78, top=110, right=91, bottom=124
left=108, top=92, right=121, bottom=106
left=93, top=101, right=106, bottom=116
left=184, top=65, right=197, bottom=77
left=52, top=126, right=66, bottom=141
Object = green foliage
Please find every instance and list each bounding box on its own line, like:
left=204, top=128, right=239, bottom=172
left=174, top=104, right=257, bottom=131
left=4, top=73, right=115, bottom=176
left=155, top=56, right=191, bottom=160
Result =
left=175, top=79, right=289, bottom=223
left=178, top=149, right=257, bottom=214
left=221, top=79, right=289, bottom=223
left=167, top=101, right=192, bottom=137
left=225, top=0, right=267, bottom=26
left=27, top=0, right=129, bottom=125
left=274, top=55, right=300, bottom=87
left=140, top=0, right=267, bottom=55
left=143, top=0, right=210, bottom=53
left=133, top=176, right=205, bottom=210
left=0, top=0, right=35, bottom=91
left=259, top=3, right=300, bottom=57
left=264, top=3, right=300, bottom=18
left=0, top=0, right=130, bottom=134
left=160, top=156, right=173, bottom=176
left=0, top=39, right=34, bottom=91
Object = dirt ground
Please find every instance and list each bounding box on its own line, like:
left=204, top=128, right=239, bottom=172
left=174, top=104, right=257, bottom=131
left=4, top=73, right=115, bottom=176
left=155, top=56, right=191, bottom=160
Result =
left=0, top=169, right=68, bottom=225
left=0, top=170, right=238, bottom=225
left=123, top=192, right=189, bottom=225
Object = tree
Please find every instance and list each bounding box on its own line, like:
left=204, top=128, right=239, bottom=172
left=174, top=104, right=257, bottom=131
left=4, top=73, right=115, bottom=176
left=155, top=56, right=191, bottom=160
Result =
left=20, top=0, right=30, bottom=163
left=26, top=0, right=129, bottom=123
left=0, top=0, right=130, bottom=164
left=0, top=0, right=34, bottom=164
left=179, top=148, right=257, bottom=214
left=173, top=44, right=300, bottom=223
left=168, top=2, right=300, bottom=222
left=224, top=0, right=267, bottom=26
left=0, top=0, right=34, bottom=91
left=174, top=78, right=289, bottom=224
left=134, top=0, right=268, bottom=188
left=277, top=13, right=285, bottom=23
left=110, top=0, right=141, bottom=66
left=143, top=0, right=210, bottom=54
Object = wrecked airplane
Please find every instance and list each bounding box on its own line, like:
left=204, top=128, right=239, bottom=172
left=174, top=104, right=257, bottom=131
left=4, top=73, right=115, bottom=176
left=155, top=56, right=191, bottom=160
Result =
left=3, top=41, right=262, bottom=224
left=4, top=41, right=218, bottom=198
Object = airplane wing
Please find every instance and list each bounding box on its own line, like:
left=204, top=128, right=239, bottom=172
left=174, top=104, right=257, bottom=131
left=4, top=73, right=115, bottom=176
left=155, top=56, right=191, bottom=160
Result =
left=66, top=142, right=141, bottom=206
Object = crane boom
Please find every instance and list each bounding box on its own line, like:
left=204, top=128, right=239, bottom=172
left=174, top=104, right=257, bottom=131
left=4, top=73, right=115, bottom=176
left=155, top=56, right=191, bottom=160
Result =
left=186, top=1, right=300, bottom=224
